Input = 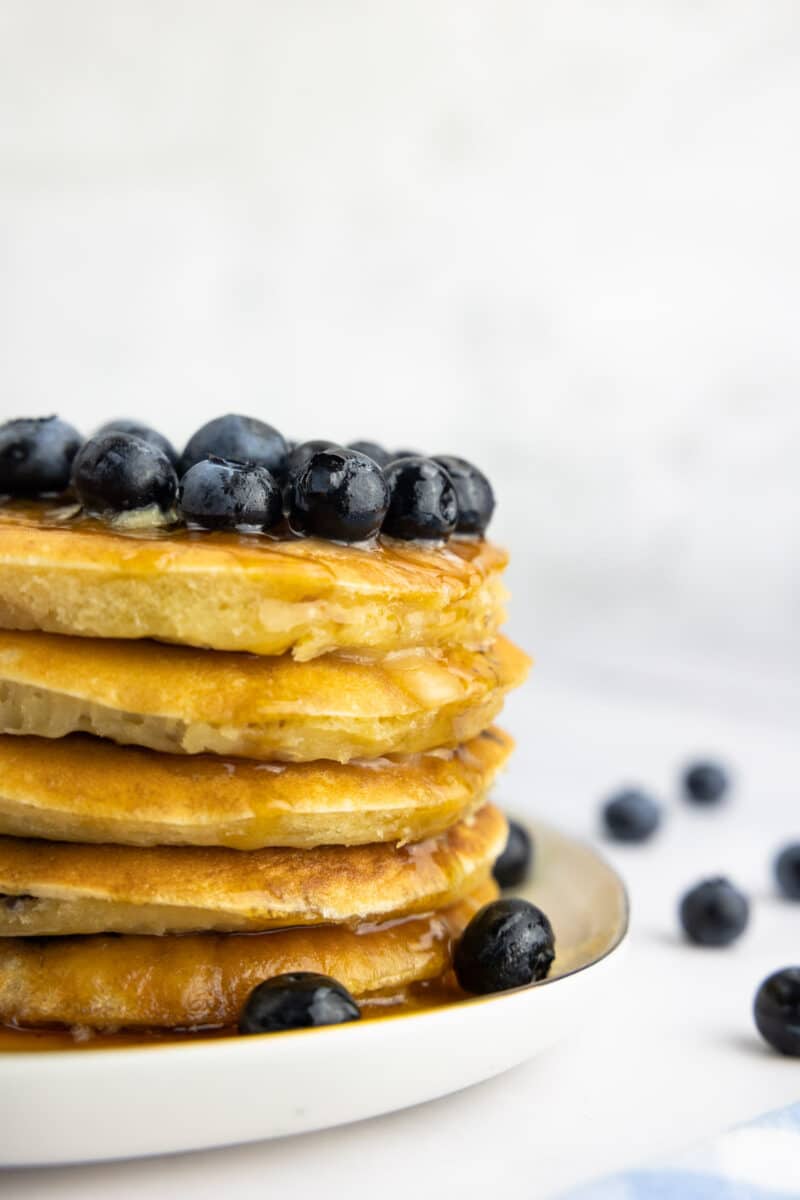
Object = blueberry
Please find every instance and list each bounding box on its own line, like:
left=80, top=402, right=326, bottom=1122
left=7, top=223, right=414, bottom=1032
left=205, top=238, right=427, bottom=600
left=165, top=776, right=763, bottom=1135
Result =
left=754, top=968, right=800, bottom=1056
left=288, top=448, right=389, bottom=542
left=683, top=761, right=729, bottom=805
left=391, top=448, right=423, bottom=461
left=679, top=877, right=749, bottom=946
left=239, top=972, right=361, bottom=1035
left=0, top=416, right=82, bottom=496
left=71, top=432, right=178, bottom=516
left=602, top=789, right=662, bottom=843
left=179, top=457, right=282, bottom=531
left=493, top=820, right=533, bottom=888
left=454, top=898, right=555, bottom=994
left=382, top=457, right=458, bottom=540
left=347, top=441, right=391, bottom=467
left=286, top=440, right=338, bottom=479
left=774, top=844, right=800, bottom=900
left=96, top=420, right=178, bottom=467
left=180, top=415, right=288, bottom=479
left=432, top=456, right=495, bottom=535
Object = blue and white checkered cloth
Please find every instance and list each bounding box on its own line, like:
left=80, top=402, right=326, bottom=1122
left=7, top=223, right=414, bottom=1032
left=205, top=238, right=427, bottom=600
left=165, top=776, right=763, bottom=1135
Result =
left=563, top=1101, right=800, bottom=1199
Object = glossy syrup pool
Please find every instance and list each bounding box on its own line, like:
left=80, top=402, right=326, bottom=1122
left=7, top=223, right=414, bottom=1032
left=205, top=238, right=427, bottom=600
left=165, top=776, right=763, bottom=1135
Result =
left=0, top=977, right=463, bottom=1053
left=0, top=498, right=493, bottom=572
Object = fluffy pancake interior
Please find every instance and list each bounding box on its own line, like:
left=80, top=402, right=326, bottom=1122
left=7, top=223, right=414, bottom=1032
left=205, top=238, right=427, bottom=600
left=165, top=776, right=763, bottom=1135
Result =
left=0, top=880, right=497, bottom=1029
left=0, top=502, right=508, bottom=659
left=0, top=804, right=507, bottom=935
left=0, top=727, right=512, bottom=849
left=0, top=630, right=529, bottom=761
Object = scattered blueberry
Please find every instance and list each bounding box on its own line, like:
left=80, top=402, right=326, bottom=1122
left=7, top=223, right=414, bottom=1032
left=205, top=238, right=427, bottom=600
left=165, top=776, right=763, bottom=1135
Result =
left=433, top=455, right=495, bottom=534
left=71, top=432, right=178, bottom=516
left=774, top=843, right=800, bottom=900
left=679, top=877, right=749, bottom=947
left=754, top=968, right=800, bottom=1056
left=180, top=415, right=288, bottom=479
left=683, top=761, right=730, bottom=805
left=602, top=789, right=662, bottom=843
left=454, top=898, right=555, bottom=994
left=286, top=440, right=337, bottom=479
left=96, top=420, right=178, bottom=466
left=288, top=448, right=389, bottom=542
left=382, top=457, right=458, bottom=540
left=0, top=416, right=82, bottom=496
left=179, top=457, right=282, bottom=531
left=493, top=820, right=534, bottom=888
left=239, top=972, right=361, bottom=1035
left=391, top=448, right=423, bottom=461
left=347, top=441, right=391, bottom=467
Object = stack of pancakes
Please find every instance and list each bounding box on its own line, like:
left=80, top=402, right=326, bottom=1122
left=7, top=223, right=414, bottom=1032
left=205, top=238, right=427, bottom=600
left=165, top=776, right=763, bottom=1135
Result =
left=0, top=502, right=528, bottom=1032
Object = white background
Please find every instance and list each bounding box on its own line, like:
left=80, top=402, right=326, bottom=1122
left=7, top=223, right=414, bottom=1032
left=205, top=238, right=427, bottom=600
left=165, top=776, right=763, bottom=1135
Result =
left=1, top=3, right=799, bottom=1196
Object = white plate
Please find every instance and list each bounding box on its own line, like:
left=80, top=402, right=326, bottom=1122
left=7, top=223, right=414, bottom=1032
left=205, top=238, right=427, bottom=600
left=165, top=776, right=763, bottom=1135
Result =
left=0, top=822, right=628, bottom=1167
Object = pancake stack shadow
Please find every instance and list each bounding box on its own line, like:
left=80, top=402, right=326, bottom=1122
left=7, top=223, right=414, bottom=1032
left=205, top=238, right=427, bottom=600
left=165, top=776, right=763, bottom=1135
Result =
left=0, top=505, right=529, bottom=1033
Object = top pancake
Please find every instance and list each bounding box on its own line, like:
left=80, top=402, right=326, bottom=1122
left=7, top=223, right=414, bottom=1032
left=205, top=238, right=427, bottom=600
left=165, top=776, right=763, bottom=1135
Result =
left=0, top=501, right=507, bottom=659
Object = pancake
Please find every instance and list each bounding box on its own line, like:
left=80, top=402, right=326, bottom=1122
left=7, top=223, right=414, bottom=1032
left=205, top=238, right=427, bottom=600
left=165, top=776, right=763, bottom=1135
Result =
left=0, top=804, right=506, bottom=935
left=0, top=502, right=507, bottom=659
left=0, top=629, right=529, bottom=761
left=0, top=880, right=496, bottom=1029
left=0, top=727, right=512, bottom=849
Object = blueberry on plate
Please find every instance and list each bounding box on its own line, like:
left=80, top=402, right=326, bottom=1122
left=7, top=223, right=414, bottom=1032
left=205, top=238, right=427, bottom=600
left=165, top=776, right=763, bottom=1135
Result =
left=774, top=843, right=800, bottom=900
left=0, top=416, right=82, bottom=496
left=493, top=820, right=534, bottom=888
left=382, top=457, right=458, bottom=540
left=754, top=967, right=800, bottom=1056
left=683, top=760, right=729, bottom=805
left=432, top=455, right=495, bottom=535
left=288, top=448, right=389, bottom=542
left=347, top=441, right=391, bottom=467
left=71, top=432, right=178, bottom=516
left=602, top=789, right=661, bottom=843
left=454, top=898, right=555, bottom=994
left=96, top=419, right=178, bottom=466
left=286, top=439, right=338, bottom=479
left=180, top=414, right=288, bottom=479
left=179, top=457, right=282, bottom=531
left=679, top=877, right=749, bottom=946
left=239, top=972, right=361, bottom=1035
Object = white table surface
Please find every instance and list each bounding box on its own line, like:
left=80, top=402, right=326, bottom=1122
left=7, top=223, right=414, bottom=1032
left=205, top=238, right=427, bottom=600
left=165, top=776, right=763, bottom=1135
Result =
left=3, top=647, right=799, bottom=1199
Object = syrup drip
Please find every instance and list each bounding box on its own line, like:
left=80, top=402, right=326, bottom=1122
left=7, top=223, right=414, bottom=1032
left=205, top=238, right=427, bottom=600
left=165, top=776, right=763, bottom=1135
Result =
left=0, top=977, right=462, bottom=1053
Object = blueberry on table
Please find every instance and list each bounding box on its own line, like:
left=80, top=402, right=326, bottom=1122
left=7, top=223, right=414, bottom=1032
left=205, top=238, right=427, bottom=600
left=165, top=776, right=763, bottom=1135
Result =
left=382, top=457, right=458, bottom=540
left=239, top=972, right=361, bottom=1035
left=683, top=761, right=730, bottom=805
left=96, top=419, right=178, bottom=466
left=0, top=416, right=82, bottom=496
left=288, top=448, right=389, bottom=542
left=754, top=968, right=800, bottom=1056
left=774, top=844, right=800, bottom=900
left=180, top=414, right=288, bottom=479
left=493, top=820, right=534, bottom=888
left=433, top=455, right=495, bottom=535
left=347, top=441, right=391, bottom=467
left=679, top=877, right=749, bottom=946
left=454, top=898, right=555, bottom=994
left=602, top=789, right=661, bottom=843
left=72, top=432, right=178, bottom=516
left=179, top=458, right=282, bottom=531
